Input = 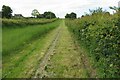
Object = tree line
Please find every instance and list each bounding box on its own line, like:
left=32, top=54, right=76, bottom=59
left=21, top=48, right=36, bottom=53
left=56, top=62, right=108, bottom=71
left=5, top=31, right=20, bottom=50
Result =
left=1, top=5, right=78, bottom=19
left=31, top=9, right=56, bottom=19
left=1, top=5, right=119, bottom=19
left=1, top=5, right=13, bottom=18
left=1, top=5, right=57, bottom=19
left=65, top=12, right=77, bottom=19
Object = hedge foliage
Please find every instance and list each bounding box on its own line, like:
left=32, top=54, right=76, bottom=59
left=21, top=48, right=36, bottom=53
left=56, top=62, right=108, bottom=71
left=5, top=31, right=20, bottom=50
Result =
left=65, top=12, right=120, bottom=78
left=2, top=18, right=57, bottom=28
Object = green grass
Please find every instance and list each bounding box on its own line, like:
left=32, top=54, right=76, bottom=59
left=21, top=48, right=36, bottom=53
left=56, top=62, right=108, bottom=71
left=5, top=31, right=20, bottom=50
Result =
left=44, top=20, right=88, bottom=78
left=3, top=20, right=60, bottom=57
left=2, top=20, right=61, bottom=78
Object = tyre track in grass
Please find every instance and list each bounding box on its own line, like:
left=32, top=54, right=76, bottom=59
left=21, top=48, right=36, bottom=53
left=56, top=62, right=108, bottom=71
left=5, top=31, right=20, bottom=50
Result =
left=72, top=36, right=97, bottom=78
left=33, top=23, right=62, bottom=78
left=33, top=20, right=97, bottom=78
left=43, top=20, right=97, bottom=78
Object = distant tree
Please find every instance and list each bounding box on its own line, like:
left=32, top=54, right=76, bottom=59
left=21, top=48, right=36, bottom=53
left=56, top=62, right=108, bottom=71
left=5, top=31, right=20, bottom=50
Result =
left=84, top=12, right=90, bottom=16
left=31, top=9, right=40, bottom=18
left=89, top=7, right=105, bottom=15
left=70, top=12, right=77, bottom=19
left=65, top=13, right=70, bottom=18
left=2, top=5, right=13, bottom=18
left=51, top=12, right=56, bottom=18
left=81, top=15, right=84, bottom=18
left=65, top=12, right=77, bottom=19
left=37, top=14, right=44, bottom=18
left=43, top=11, right=56, bottom=19
left=109, top=6, right=120, bottom=12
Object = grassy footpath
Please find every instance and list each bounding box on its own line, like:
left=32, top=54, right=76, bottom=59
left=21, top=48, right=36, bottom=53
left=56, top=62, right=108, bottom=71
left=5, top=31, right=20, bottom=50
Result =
left=44, top=20, right=95, bottom=78
left=3, top=20, right=61, bottom=78
left=3, top=20, right=60, bottom=56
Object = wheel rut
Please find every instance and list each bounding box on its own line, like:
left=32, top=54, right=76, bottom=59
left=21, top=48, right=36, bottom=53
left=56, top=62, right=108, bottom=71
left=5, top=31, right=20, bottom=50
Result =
left=33, top=20, right=97, bottom=78
left=33, top=26, right=62, bottom=78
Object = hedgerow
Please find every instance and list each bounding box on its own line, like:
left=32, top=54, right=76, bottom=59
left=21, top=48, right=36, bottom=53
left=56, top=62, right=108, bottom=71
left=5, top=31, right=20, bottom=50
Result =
left=2, top=18, right=57, bottom=28
left=65, top=11, right=120, bottom=78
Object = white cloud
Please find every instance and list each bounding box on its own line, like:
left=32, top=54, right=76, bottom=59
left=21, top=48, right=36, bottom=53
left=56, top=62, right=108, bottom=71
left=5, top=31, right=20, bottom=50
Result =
left=0, top=0, right=120, bottom=18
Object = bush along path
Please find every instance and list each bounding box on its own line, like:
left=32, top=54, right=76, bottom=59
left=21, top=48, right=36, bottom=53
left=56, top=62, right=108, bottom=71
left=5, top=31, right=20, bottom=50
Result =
left=65, top=12, right=120, bottom=78
left=34, top=20, right=97, bottom=78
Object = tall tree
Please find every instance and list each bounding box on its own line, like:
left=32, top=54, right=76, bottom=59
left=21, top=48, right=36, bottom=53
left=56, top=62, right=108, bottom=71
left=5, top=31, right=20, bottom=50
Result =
left=70, top=12, right=77, bottom=19
left=31, top=9, right=40, bottom=18
left=65, top=13, right=70, bottom=18
left=2, top=5, right=13, bottom=18
left=43, top=11, right=56, bottom=19
left=65, top=12, right=77, bottom=19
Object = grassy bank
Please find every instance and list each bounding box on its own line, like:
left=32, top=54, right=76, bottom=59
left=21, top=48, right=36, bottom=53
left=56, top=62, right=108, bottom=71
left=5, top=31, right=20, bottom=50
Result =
left=3, top=19, right=60, bottom=57
left=65, top=12, right=120, bottom=78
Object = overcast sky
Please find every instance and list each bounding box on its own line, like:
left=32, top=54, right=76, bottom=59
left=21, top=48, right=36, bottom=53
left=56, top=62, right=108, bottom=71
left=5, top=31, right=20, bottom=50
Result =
left=0, top=0, right=120, bottom=18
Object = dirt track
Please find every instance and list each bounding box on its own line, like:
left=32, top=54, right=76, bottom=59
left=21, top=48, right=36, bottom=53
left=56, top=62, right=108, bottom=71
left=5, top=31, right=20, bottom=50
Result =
left=33, top=24, right=62, bottom=78
left=33, top=20, right=97, bottom=78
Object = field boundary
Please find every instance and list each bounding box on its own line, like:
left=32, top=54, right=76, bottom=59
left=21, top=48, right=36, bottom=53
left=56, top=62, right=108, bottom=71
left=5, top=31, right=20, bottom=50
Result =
left=2, top=18, right=58, bottom=28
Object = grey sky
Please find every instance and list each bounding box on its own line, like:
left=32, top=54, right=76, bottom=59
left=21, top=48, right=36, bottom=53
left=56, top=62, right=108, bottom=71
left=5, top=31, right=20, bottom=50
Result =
left=0, top=0, right=120, bottom=18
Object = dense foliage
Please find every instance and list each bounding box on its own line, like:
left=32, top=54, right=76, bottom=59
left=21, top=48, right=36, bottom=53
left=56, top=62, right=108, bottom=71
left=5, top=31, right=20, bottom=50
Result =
left=2, top=18, right=57, bottom=28
left=65, top=10, right=120, bottom=78
left=2, top=5, right=13, bottom=18
left=37, top=11, right=56, bottom=19
left=31, top=9, right=40, bottom=18
left=31, top=9, right=56, bottom=19
left=65, top=12, right=77, bottom=19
